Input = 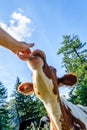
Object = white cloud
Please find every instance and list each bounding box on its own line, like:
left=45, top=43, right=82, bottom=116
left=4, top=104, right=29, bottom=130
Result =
left=0, top=9, right=33, bottom=41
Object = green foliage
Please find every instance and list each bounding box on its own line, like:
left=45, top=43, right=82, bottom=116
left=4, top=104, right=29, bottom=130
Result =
left=9, top=77, right=47, bottom=129
left=0, top=82, right=11, bottom=130
left=69, top=77, right=87, bottom=106
left=57, top=35, right=87, bottom=106
left=0, top=76, right=47, bottom=129
left=0, top=82, right=7, bottom=103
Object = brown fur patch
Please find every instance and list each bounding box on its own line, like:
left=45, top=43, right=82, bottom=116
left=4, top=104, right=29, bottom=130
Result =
left=58, top=73, right=77, bottom=86
left=43, top=64, right=58, bottom=95
left=18, top=82, right=33, bottom=95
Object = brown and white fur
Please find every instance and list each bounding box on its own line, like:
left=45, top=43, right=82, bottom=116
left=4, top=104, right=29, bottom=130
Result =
left=17, top=49, right=87, bottom=130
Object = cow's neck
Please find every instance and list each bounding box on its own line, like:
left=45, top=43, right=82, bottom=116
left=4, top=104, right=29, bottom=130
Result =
left=32, top=68, right=62, bottom=130
left=59, top=101, right=73, bottom=130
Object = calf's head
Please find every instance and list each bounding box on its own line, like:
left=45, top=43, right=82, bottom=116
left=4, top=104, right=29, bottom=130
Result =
left=17, top=49, right=77, bottom=96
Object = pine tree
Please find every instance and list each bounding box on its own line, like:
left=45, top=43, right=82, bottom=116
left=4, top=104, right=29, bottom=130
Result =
left=57, top=35, right=87, bottom=106
left=0, top=81, right=10, bottom=130
left=8, top=77, right=21, bottom=130
left=9, top=77, right=47, bottom=129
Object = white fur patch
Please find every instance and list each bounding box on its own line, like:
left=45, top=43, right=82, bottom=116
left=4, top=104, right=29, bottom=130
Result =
left=27, top=59, right=62, bottom=130
left=32, top=69, right=62, bottom=130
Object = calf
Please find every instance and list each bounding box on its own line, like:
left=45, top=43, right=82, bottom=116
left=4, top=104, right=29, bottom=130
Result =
left=16, top=49, right=87, bottom=130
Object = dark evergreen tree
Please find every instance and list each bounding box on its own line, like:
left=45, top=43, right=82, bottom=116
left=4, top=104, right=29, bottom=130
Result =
left=57, top=35, right=87, bottom=106
left=9, top=77, right=47, bottom=129
left=0, top=81, right=11, bottom=130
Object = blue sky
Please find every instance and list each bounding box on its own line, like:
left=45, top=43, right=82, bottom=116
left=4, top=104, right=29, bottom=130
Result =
left=0, top=0, right=87, bottom=98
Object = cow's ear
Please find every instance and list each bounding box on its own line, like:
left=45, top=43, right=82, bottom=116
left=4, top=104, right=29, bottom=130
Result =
left=18, top=82, right=34, bottom=95
left=58, top=73, right=77, bottom=87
